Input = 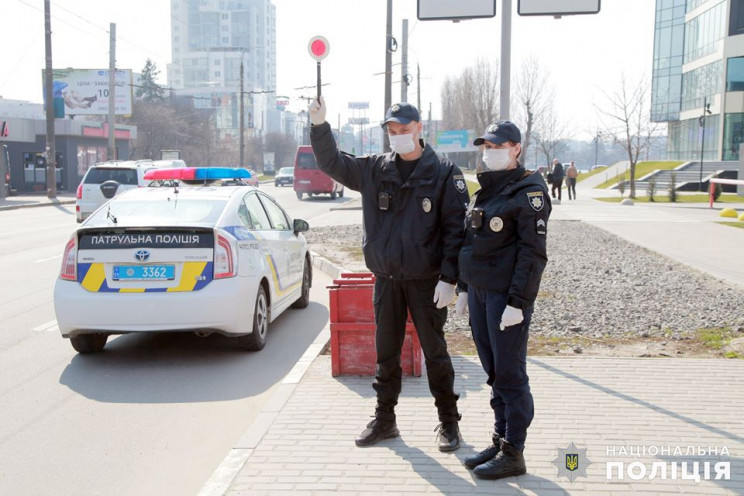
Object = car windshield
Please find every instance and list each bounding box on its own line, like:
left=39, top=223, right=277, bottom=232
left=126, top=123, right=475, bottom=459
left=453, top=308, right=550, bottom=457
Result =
left=84, top=168, right=138, bottom=185
left=280, top=167, right=294, bottom=175
left=87, top=198, right=227, bottom=225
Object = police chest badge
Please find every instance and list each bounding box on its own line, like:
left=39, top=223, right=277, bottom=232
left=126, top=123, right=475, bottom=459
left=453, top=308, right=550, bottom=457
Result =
left=453, top=174, right=467, bottom=194
left=489, top=216, right=503, bottom=232
left=422, top=198, right=432, bottom=213
left=526, top=191, right=544, bottom=212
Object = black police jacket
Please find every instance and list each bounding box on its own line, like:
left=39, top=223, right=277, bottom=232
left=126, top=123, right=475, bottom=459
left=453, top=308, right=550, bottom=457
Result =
left=457, top=166, right=551, bottom=310
left=310, top=122, right=469, bottom=282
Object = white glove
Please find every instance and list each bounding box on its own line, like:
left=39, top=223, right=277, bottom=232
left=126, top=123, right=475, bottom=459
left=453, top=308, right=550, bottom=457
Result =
left=455, top=292, right=468, bottom=318
left=308, top=95, right=327, bottom=126
left=433, top=281, right=456, bottom=309
left=500, top=305, right=524, bottom=330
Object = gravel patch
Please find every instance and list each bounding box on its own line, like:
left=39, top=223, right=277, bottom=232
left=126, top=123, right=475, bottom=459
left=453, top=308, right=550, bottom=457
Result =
left=304, top=221, right=744, bottom=340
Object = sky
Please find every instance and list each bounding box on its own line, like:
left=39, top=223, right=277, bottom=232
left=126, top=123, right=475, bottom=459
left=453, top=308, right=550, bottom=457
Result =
left=0, top=0, right=656, bottom=140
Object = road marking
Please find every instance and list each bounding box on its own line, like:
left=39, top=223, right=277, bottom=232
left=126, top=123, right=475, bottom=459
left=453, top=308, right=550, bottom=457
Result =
left=35, top=254, right=62, bottom=263
left=33, top=320, right=59, bottom=332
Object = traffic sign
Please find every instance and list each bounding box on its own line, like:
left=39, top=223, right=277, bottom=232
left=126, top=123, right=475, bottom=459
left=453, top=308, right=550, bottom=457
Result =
left=308, top=36, right=330, bottom=61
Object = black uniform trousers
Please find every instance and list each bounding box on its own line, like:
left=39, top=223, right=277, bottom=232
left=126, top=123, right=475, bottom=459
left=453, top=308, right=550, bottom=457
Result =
left=372, top=276, right=460, bottom=423
left=468, top=286, right=534, bottom=451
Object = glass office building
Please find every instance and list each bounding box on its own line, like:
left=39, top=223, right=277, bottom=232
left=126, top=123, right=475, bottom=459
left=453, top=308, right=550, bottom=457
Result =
left=653, top=0, right=744, bottom=160
left=168, top=0, right=277, bottom=140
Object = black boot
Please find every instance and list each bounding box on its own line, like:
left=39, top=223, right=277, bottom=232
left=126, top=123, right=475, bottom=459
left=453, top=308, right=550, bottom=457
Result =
left=435, top=420, right=461, bottom=452
left=463, top=433, right=501, bottom=469
left=473, top=439, right=526, bottom=479
left=355, top=418, right=399, bottom=447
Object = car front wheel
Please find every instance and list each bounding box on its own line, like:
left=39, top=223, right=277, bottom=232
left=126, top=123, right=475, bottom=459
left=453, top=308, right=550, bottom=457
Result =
left=292, top=258, right=312, bottom=309
left=238, top=285, right=268, bottom=351
left=70, top=333, right=108, bottom=353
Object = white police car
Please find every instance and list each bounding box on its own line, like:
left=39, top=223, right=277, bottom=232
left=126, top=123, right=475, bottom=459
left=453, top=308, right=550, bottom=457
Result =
left=54, top=167, right=312, bottom=353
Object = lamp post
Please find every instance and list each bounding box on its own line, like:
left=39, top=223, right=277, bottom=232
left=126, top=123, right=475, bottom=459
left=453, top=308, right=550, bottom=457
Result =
left=698, top=97, right=712, bottom=192
left=594, top=131, right=601, bottom=168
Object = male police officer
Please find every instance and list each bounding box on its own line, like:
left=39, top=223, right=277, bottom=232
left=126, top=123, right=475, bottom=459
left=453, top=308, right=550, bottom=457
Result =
left=309, top=97, right=469, bottom=451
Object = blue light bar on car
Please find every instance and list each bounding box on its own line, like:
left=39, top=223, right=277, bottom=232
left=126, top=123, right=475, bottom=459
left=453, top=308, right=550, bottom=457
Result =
left=144, top=167, right=254, bottom=181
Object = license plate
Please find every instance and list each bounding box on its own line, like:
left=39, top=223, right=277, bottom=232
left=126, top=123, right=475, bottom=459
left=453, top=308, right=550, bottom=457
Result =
left=299, top=180, right=311, bottom=184
left=113, top=265, right=175, bottom=281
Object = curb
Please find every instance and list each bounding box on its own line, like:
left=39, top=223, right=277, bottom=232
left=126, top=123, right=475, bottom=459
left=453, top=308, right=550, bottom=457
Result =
left=198, top=251, right=346, bottom=496
left=0, top=199, right=76, bottom=212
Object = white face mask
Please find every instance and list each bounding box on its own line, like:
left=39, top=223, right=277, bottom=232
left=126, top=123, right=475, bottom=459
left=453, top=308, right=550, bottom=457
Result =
left=389, top=133, right=416, bottom=155
left=483, top=148, right=511, bottom=171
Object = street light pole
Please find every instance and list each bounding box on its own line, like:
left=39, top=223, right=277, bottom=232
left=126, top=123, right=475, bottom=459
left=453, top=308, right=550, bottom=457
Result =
left=698, top=97, right=711, bottom=192
left=594, top=131, right=600, bottom=167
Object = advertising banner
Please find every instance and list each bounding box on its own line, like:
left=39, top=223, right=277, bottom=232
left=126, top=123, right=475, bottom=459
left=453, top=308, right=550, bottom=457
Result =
left=43, top=68, right=133, bottom=116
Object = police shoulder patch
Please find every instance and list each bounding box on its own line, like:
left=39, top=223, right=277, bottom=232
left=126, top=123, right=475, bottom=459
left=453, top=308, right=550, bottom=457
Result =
left=453, top=174, right=467, bottom=194
left=526, top=191, right=544, bottom=212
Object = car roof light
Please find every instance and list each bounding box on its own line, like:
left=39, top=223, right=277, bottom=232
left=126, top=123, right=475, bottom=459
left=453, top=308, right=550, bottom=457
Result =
left=143, top=167, right=254, bottom=181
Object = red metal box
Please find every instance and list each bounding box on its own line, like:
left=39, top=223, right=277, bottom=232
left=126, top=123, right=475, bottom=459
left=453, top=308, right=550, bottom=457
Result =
left=328, top=273, right=422, bottom=377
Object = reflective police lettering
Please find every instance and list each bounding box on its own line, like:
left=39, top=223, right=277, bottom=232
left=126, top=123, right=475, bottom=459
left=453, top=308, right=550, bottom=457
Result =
left=629, top=445, right=642, bottom=457
left=606, top=446, right=617, bottom=456
left=627, top=461, right=646, bottom=480
left=660, top=445, right=671, bottom=456
left=714, top=462, right=731, bottom=480
left=648, top=445, right=659, bottom=456
left=154, top=234, right=199, bottom=244
left=617, top=446, right=628, bottom=456
left=720, top=446, right=730, bottom=456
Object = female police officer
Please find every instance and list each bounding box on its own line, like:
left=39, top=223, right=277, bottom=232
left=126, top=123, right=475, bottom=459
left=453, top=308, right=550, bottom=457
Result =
left=454, top=121, right=551, bottom=479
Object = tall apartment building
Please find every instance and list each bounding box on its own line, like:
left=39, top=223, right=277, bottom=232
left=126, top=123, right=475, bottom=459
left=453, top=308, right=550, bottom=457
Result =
left=652, top=0, right=744, bottom=161
left=168, top=0, right=276, bottom=140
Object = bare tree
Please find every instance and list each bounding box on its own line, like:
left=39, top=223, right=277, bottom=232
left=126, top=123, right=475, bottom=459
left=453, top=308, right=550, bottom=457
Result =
left=535, top=101, right=571, bottom=168
left=440, top=57, right=499, bottom=133
left=513, top=56, right=552, bottom=167
left=596, top=74, right=658, bottom=199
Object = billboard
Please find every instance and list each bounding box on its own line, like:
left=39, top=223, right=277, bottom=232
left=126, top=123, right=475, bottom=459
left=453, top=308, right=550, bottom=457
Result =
left=43, top=68, right=133, bottom=116
left=435, top=129, right=478, bottom=153
left=518, top=0, right=600, bottom=16
left=418, top=0, right=496, bottom=21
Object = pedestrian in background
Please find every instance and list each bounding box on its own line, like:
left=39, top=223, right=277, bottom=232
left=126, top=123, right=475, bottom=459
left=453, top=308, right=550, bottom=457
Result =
left=309, top=97, right=470, bottom=452
left=455, top=121, right=551, bottom=480
left=550, top=158, right=564, bottom=200
left=566, top=161, right=578, bottom=200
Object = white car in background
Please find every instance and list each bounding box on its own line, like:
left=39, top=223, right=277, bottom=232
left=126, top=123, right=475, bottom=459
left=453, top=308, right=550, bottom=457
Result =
left=74, top=159, right=179, bottom=223
left=55, top=167, right=312, bottom=353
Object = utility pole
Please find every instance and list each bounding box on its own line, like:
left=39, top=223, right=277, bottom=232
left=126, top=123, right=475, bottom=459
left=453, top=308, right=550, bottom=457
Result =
left=500, top=0, right=512, bottom=120
left=240, top=56, right=245, bottom=168
left=416, top=63, right=421, bottom=112
left=107, top=23, right=116, bottom=161
left=401, top=19, right=408, bottom=102
left=44, top=0, right=56, bottom=198
left=384, top=0, right=393, bottom=152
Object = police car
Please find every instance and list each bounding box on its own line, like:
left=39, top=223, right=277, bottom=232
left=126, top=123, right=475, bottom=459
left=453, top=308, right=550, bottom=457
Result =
left=54, top=167, right=312, bottom=353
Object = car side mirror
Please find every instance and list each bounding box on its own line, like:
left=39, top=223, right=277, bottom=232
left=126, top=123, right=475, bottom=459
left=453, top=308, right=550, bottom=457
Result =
left=293, top=218, right=309, bottom=234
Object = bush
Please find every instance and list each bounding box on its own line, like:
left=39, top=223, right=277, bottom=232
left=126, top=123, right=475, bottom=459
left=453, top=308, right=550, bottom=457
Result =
left=669, top=172, right=678, bottom=202
left=647, top=178, right=656, bottom=202
left=713, top=182, right=722, bottom=201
